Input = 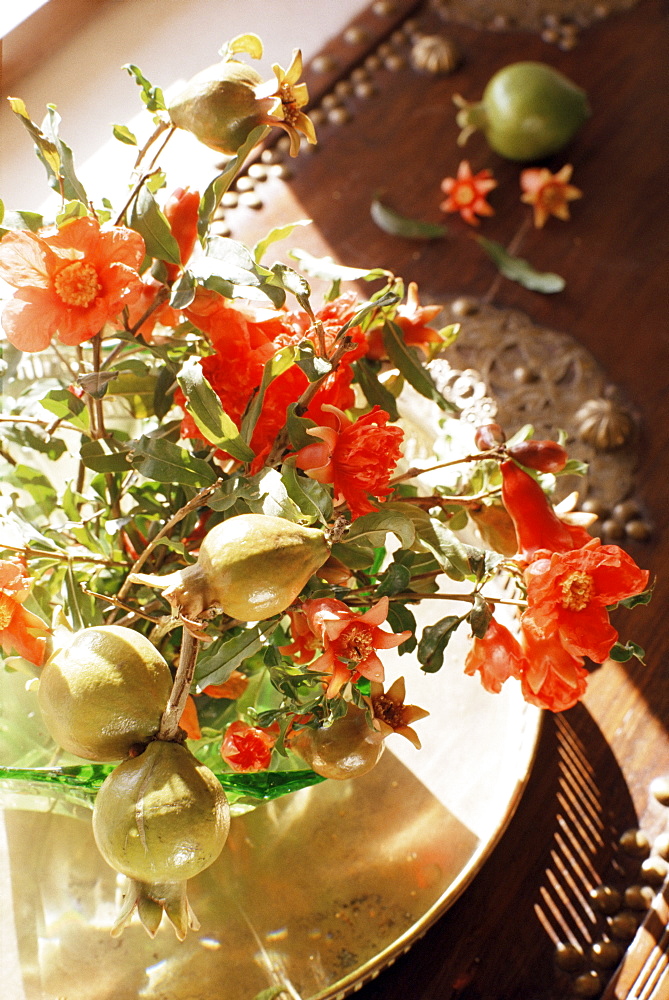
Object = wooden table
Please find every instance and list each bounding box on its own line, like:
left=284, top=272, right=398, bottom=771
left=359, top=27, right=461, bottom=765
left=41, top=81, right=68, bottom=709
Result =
left=224, top=0, right=669, bottom=995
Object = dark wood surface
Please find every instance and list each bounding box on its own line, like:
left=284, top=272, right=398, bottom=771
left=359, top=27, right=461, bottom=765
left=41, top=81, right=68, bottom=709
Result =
left=226, top=0, right=669, bottom=995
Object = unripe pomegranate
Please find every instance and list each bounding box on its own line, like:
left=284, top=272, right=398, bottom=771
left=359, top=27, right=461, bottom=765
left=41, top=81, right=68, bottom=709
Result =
left=168, top=61, right=274, bottom=155
left=38, top=624, right=172, bottom=762
left=134, top=513, right=331, bottom=622
left=92, top=739, right=230, bottom=939
left=291, top=704, right=385, bottom=780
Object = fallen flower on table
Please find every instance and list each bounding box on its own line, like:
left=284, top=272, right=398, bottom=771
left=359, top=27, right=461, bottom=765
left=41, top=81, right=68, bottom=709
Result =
left=520, top=164, right=582, bottom=228
left=440, top=160, right=497, bottom=226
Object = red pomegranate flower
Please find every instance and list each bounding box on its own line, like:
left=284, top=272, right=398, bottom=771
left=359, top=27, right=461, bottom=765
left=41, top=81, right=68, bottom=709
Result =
left=221, top=720, right=280, bottom=772
left=464, top=616, right=526, bottom=694
left=522, top=538, right=649, bottom=663
left=365, top=282, right=444, bottom=361
left=0, top=217, right=145, bottom=352
left=0, top=559, right=50, bottom=666
left=179, top=293, right=367, bottom=470
left=440, top=160, right=497, bottom=226
left=500, top=459, right=591, bottom=563
left=302, top=595, right=412, bottom=698
left=518, top=616, right=589, bottom=712
left=294, top=404, right=404, bottom=519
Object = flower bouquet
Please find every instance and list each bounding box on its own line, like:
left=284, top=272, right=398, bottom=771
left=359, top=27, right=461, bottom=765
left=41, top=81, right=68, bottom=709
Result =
left=0, top=33, right=650, bottom=943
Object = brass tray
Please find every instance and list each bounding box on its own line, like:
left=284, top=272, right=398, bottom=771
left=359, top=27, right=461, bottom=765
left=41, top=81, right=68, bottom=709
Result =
left=0, top=607, right=541, bottom=1000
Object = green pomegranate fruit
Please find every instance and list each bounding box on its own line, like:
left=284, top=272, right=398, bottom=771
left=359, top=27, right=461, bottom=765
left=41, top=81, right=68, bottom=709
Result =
left=93, top=739, right=230, bottom=939
left=455, top=61, right=590, bottom=161
left=292, top=704, right=385, bottom=780
left=38, top=625, right=172, bottom=762
left=135, top=513, right=331, bottom=622
left=168, top=60, right=274, bottom=155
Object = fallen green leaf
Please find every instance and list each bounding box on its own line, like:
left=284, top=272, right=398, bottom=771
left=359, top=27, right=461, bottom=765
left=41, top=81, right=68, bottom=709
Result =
left=371, top=197, right=449, bottom=240
left=476, top=236, right=565, bottom=294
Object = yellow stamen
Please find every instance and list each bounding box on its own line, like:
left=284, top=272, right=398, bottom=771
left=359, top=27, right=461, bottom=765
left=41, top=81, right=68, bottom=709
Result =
left=455, top=185, right=475, bottom=206
left=560, top=570, right=594, bottom=611
left=372, top=693, right=404, bottom=730
left=0, top=594, right=15, bottom=630
left=54, top=261, right=100, bottom=308
left=338, top=623, right=374, bottom=662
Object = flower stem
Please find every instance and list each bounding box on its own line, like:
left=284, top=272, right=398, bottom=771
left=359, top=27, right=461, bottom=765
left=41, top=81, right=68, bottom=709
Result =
left=158, top=627, right=200, bottom=742
left=390, top=450, right=501, bottom=485
left=114, top=479, right=222, bottom=607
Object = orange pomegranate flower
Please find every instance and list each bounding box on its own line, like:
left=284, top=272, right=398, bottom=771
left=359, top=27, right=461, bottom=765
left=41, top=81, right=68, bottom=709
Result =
left=302, top=595, right=412, bottom=698
left=520, top=164, right=582, bottom=229
left=464, top=615, right=526, bottom=694
left=440, top=160, right=497, bottom=226
left=518, top=616, right=589, bottom=712
left=256, top=49, right=317, bottom=157
left=522, top=538, right=649, bottom=663
left=0, top=558, right=50, bottom=667
left=365, top=282, right=444, bottom=361
left=368, top=676, right=429, bottom=749
left=221, top=720, right=280, bottom=772
left=0, top=217, right=145, bottom=352
left=279, top=608, right=322, bottom=665
left=294, top=404, right=404, bottom=519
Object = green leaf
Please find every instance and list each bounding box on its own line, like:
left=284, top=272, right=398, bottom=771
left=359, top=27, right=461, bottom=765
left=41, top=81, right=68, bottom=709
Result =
left=270, top=263, right=313, bottom=316
left=8, top=97, right=61, bottom=182
left=352, top=359, right=399, bottom=421
left=254, top=219, right=311, bottom=263
left=197, top=125, right=269, bottom=236
left=130, top=187, right=181, bottom=265
left=609, top=639, right=646, bottom=664
left=371, top=196, right=449, bottom=239
left=44, top=105, right=88, bottom=203
left=476, top=237, right=566, bottom=294
left=615, top=587, right=654, bottom=610
left=293, top=341, right=332, bottom=382
left=417, top=615, right=463, bottom=673
left=382, top=320, right=457, bottom=413
left=0, top=424, right=66, bottom=460
left=6, top=465, right=56, bottom=512
left=194, top=622, right=279, bottom=689
left=417, top=516, right=471, bottom=581
left=131, top=435, right=217, bottom=487
left=80, top=440, right=132, bottom=474
left=346, top=510, right=416, bottom=549
left=289, top=247, right=388, bottom=283
left=112, top=124, right=138, bottom=145
left=123, top=64, right=166, bottom=112
left=240, top=345, right=296, bottom=444
left=385, top=602, right=417, bottom=653
left=375, top=562, right=411, bottom=597
left=169, top=269, right=196, bottom=309
left=284, top=404, right=317, bottom=450
left=280, top=462, right=333, bottom=523
left=0, top=209, right=43, bottom=235
left=55, top=199, right=89, bottom=227
left=177, top=357, right=255, bottom=463
left=468, top=593, right=492, bottom=639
